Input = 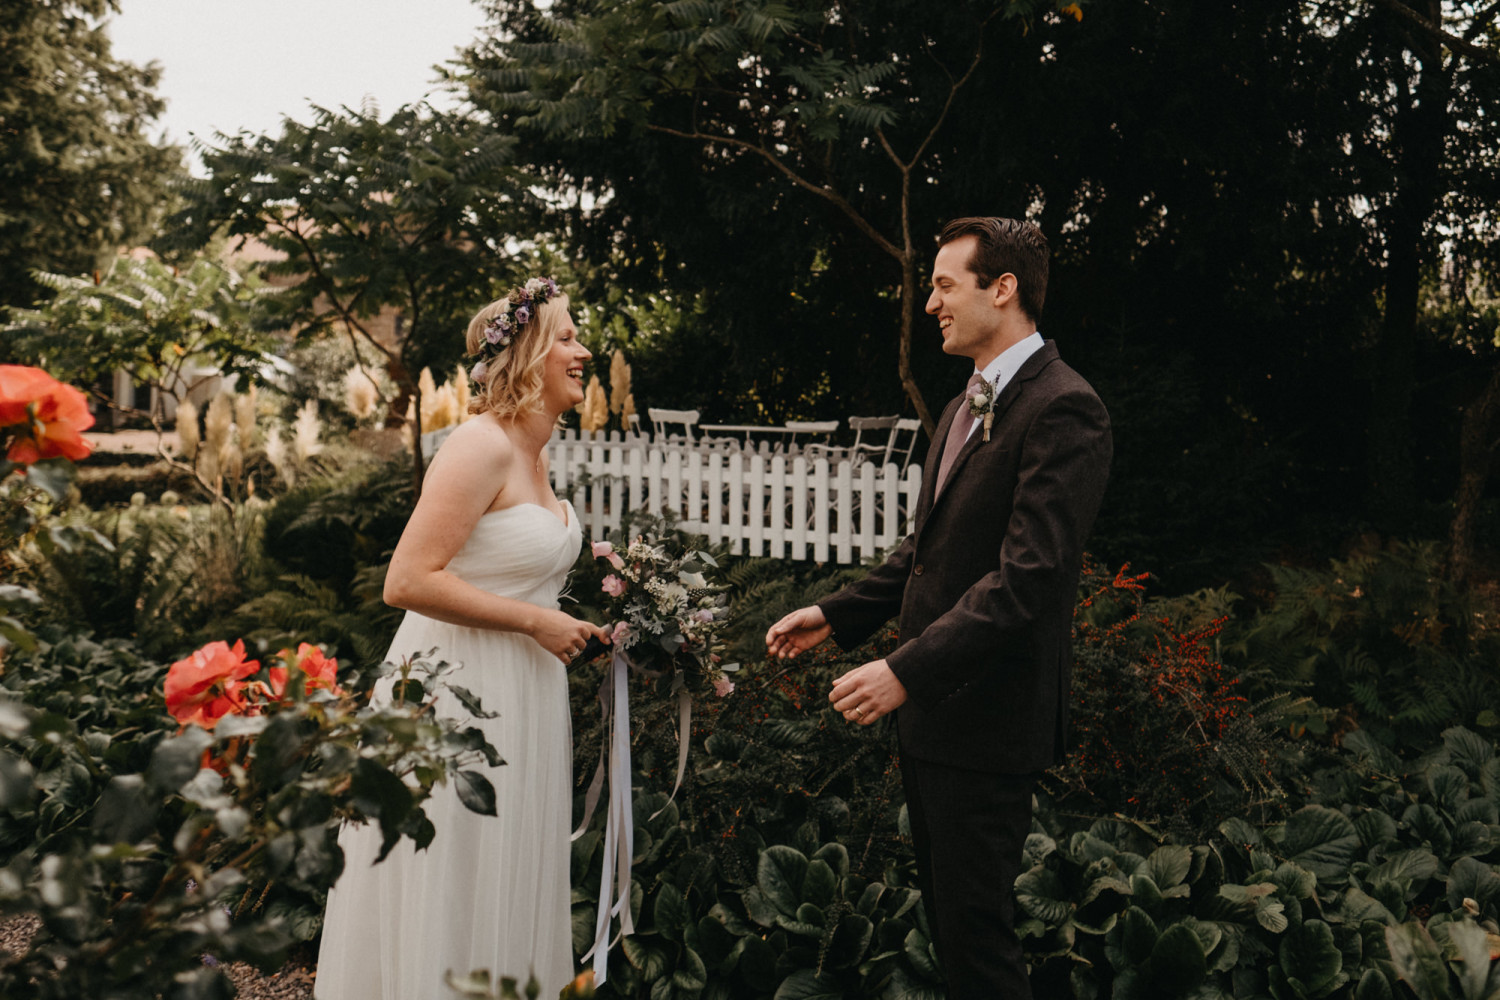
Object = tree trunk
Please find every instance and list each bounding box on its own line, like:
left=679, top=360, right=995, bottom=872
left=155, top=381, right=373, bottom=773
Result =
left=1447, top=365, right=1500, bottom=585
left=1366, top=20, right=1451, bottom=526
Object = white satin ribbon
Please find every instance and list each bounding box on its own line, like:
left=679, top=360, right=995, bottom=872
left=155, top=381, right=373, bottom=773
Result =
left=571, top=642, right=696, bottom=985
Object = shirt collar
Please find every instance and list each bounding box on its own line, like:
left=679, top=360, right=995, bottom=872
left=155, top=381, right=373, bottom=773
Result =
left=975, top=332, right=1044, bottom=392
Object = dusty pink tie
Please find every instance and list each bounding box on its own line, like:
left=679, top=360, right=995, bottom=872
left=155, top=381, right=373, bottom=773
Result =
left=936, top=373, right=987, bottom=494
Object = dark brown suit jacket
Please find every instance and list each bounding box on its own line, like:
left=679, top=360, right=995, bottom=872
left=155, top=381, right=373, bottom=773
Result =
left=818, top=341, right=1111, bottom=773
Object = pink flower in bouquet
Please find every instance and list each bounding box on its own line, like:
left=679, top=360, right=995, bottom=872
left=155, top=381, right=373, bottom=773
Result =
left=713, top=676, right=735, bottom=697
left=611, top=621, right=632, bottom=644
left=693, top=609, right=715, bottom=623
left=602, top=574, right=627, bottom=597
left=164, top=640, right=260, bottom=729
left=591, top=540, right=625, bottom=570
left=0, top=365, right=94, bottom=464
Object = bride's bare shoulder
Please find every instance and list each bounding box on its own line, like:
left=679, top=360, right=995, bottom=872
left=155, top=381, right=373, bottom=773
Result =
left=432, top=414, right=516, bottom=462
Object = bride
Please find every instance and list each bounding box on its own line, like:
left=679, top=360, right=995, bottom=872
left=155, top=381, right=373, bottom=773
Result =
left=316, top=279, right=608, bottom=999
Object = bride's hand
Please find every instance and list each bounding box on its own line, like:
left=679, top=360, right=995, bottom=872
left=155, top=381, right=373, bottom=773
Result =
left=528, top=609, right=611, bottom=664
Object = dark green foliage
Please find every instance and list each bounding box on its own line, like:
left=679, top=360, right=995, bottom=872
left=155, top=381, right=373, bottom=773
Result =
left=1227, top=540, right=1500, bottom=752
left=0, top=651, right=501, bottom=999
left=0, top=0, right=179, bottom=314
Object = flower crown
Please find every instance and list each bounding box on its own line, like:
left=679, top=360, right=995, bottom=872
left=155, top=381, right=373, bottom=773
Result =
left=469, top=276, right=561, bottom=383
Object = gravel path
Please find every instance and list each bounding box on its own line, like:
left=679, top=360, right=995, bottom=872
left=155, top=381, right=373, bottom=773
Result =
left=0, top=915, right=316, bottom=998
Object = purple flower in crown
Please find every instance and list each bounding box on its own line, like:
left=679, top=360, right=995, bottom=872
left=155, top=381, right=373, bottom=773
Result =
left=514, top=304, right=531, bottom=326
left=470, top=361, right=489, bottom=382
left=545, top=277, right=559, bottom=296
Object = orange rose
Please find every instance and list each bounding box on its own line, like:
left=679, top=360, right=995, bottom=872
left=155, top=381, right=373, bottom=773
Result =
left=0, top=365, right=94, bottom=464
left=164, top=640, right=260, bottom=730
left=270, top=642, right=342, bottom=699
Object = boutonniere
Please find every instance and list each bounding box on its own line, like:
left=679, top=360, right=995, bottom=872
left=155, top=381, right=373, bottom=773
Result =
left=965, top=377, right=1000, bottom=442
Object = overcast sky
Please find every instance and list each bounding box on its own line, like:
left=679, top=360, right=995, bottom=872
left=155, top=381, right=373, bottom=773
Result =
left=108, top=0, right=489, bottom=169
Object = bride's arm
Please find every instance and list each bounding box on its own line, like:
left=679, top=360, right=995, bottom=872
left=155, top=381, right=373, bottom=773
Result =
left=383, top=421, right=606, bottom=661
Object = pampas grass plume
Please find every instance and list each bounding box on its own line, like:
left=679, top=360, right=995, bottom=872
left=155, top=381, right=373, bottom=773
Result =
left=294, top=399, right=323, bottom=461
left=176, top=399, right=200, bottom=461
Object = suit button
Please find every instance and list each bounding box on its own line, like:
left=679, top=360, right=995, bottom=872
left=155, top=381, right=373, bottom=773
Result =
left=913, top=564, right=924, bottom=576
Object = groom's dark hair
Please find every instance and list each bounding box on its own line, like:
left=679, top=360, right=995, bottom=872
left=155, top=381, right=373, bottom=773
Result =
left=937, top=217, right=1049, bottom=324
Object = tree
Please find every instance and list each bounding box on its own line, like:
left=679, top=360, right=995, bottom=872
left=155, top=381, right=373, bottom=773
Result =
left=0, top=0, right=178, bottom=316
left=163, top=103, right=531, bottom=493
left=1312, top=0, right=1500, bottom=522
left=462, top=0, right=1071, bottom=434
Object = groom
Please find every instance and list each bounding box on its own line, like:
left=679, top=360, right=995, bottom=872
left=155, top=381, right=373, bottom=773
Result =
left=766, top=217, right=1111, bottom=999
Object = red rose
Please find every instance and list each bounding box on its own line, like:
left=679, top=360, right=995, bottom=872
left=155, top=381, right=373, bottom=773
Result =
left=0, top=365, right=94, bottom=464
left=164, top=640, right=260, bottom=730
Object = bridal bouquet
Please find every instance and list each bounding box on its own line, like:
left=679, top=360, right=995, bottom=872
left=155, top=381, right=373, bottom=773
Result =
left=589, top=525, right=738, bottom=698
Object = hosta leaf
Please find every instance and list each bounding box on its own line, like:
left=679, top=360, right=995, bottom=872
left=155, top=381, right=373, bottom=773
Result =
left=772, top=968, right=840, bottom=1000
left=803, top=859, right=837, bottom=908
left=1449, top=820, right=1493, bottom=858
left=1256, top=898, right=1289, bottom=934
left=1369, top=849, right=1438, bottom=891
left=1445, top=856, right=1500, bottom=914
left=1441, top=726, right=1494, bottom=772
left=1353, top=967, right=1394, bottom=1000
left=673, top=946, right=707, bottom=991
left=1354, top=810, right=1399, bottom=849
left=1015, top=867, right=1073, bottom=925
left=826, top=912, right=873, bottom=968
left=1427, top=765, right=1469, bottom=812
left=1384, top=923, right=1448, bottom=1000
left=1144, top=922, right=1207, bottom=995
left=1146, top=845, right=1193, bottom=891
left=653, top=883, right=688, bottom=942
left=1278, top=919, right=1343, bottom=994
left=1338, top=887, right=1396, bottom=925
left=1117, top=906, right=1159, bottom=967
left=903, top=928, right=940, bottom=980
left=1280, top=806, right=1360, bottom=883
left=758, top=845, right=808, bottom=916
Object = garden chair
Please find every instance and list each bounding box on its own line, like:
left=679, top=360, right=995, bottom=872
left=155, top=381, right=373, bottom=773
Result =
left=647, top=407, right=700, bottom=445
left=782, top=420, right=839, bottom=456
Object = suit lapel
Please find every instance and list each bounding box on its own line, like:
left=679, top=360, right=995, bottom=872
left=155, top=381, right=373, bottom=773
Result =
left=915, top=396, right=962, bottom=519
left=925, top=342, right=1060, bottom=517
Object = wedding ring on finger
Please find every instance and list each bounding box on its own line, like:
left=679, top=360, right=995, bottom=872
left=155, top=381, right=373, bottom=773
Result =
left=854, top=706, right=866, bottom=719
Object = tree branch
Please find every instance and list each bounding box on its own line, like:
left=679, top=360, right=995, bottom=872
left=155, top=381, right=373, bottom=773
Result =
left=1370, top=0, right=1500, bottom=63
left=644, top=123, right=903, bottom=260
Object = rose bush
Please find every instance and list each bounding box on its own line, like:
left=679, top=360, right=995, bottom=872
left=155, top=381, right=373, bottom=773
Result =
left=0, top=364, right=94, bottom=466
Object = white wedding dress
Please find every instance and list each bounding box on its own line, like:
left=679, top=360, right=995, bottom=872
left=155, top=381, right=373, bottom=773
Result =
left=316, top=501, right=581, bottom=1000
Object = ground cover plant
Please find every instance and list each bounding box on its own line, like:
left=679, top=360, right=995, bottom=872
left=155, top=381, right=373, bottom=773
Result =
left=4, top=374, right=1499, bottom=997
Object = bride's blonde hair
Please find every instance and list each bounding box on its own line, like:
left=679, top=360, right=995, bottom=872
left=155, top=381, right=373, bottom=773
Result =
left=465, top=290, right=570, bottom=419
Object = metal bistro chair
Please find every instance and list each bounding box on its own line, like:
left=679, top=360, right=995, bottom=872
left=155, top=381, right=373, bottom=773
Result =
left=782, top=420, right=839, bottom=457
left=647, top=407, right=700, bottom=445
left=839, top=416, right=922, bottom=471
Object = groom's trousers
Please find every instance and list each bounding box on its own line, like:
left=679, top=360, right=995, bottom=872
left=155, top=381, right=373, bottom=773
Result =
left=902, top=754, right=1038, bottom=1000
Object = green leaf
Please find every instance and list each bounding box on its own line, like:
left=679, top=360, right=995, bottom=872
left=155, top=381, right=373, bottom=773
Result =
left=1016, top=867, right=1074, bottom=925
left=1118, top=906, right=1160, bottom=967
left=1353, top=967, right=1395, bottom=1000
left=673, top=946, right=708, bottom=991
left=455, top=770, right=497, bottom=817
left=25, top=458, right=76, bottom=502
left=0, top=751, right=33, bottom=809
left=1338, top=887, right=1396, bottom=925
left=1146, top=845, right=1193, bottom=890
left=1144, top=922, right=1207, bottom=995
left=1279, top=805, right=1360, bottom=883
left=758, top=845, right=808, bottom=916
left=803, top=858, right=837, bottom=908
left=148, top=728, right=214, bottom=792
left=1446, top=856, right=1500, bottom=914
left=1384, top=922, right=1449, bottom=1000
left=826, top=912, right=873, bottom=968
left=903, top=927, right=940, bottom=980
left=622, top=935, right=668, bottom=981
left=93, top=774, right=158, bottom=843
left=773, top=968, right=841, bottom=1000
left=1278, top=919, right=1343, bottom=994
left=653, top=883, right=688, bottom=942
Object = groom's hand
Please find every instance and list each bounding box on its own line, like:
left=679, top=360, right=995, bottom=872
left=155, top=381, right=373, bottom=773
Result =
left=830, top=660, right=907, bottom=725
left=765, top=605, right=832, bottom=659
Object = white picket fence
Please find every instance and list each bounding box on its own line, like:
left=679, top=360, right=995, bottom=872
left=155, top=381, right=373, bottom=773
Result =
left=541, top=429, right=922, bottom=564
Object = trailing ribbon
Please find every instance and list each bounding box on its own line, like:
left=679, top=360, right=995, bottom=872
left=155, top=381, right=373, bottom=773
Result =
left=571, top=641, right=696, bottom=985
